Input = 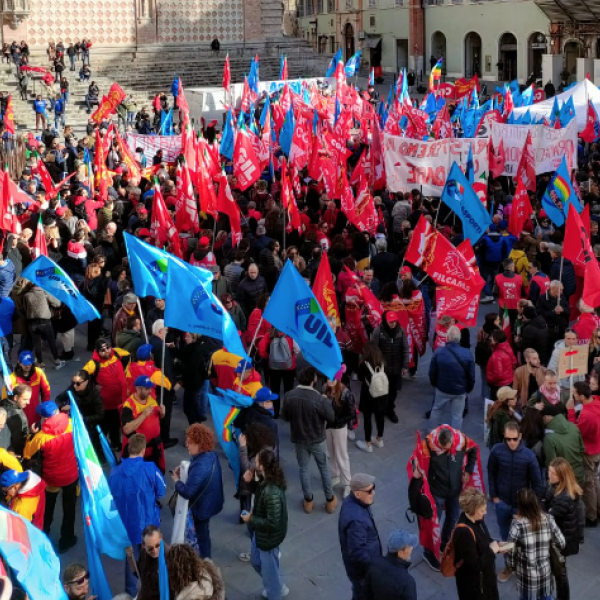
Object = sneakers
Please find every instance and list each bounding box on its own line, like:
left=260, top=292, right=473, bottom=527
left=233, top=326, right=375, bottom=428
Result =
left=480, top=295, right=494, bottom=304
left=54, top=360, right=66, bottom=371
left=238, top=552, right=251, bottom=562
left=372, top=438, right=384, bottom=449
left=342, top=486, right=351, bottom=498
left=325, top=495, right=338, bottom=514
left=422, top=552, right=441, bottom=572
left=497, top=568, right=513, bottom=583
left=347, top=429, right=356, bottom=441
left=331, top=476, right=341, bottom=488
left=303, top=497, right=314, bottom=514
left=262, top=585, right=289, bottom=598
left=356, top=440, right=373, bottom=453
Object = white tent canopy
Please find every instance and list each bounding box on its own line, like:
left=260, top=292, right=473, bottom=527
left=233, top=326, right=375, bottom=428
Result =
left=513, top=79, right=600, bottom=132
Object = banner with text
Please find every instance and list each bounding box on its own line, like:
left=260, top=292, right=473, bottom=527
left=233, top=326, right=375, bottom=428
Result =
left=126, top=134, right=183, bottom=164
left=383, top=135, right=489, bottom=196
left=491, top=120, right=577, bottom=176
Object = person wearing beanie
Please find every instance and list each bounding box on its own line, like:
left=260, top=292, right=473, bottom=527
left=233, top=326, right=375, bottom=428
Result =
left=1, top=468, right=46, bottom=529
left=23, top=400, right=78, bottom=551
left=189, top=236, right=216, bottom=269
left=365, top=529, right=418, bottom=600
left=112, top=292, right=140, bottom=345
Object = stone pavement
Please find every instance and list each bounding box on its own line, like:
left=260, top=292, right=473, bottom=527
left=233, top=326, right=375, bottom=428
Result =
left=41, top=306, right=600, bottom=600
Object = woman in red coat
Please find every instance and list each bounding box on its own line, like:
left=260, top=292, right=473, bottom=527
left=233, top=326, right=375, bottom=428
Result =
left=486, top=330, right=517, bottom=400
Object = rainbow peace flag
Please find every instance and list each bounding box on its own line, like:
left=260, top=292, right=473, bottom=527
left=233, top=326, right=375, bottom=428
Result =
left=430, top=58, right=443, bottom=90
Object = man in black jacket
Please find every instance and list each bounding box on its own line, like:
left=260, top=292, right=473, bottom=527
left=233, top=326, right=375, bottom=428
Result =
left=536, top=280, right=570, bottom=347
left=365, top=529, right=418, bottom=600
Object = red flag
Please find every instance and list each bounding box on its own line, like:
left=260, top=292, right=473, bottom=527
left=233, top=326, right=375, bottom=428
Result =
left=175, top=162, right=199, bottom=233
left=432, top=104, right=453, bottom=140
left=354, top=175, right=377, bottom=235
left=313, top=252, right=340, bottom=326
left=233, top=127, right=261, bottom=191
left=113, top=128, right=141, bottom=184
left=503, top=87, right=514, bottom=118
left=489, top=138, right=506, bottom=179
left=0, top=170, right=14, bottom=231
left=151, top=183, right=182, bottom=257
left=217, top=172, right=242, bottom=247
left=349, top=150, right=366, bottom=186
left=289, top=117, right=310, bottom=171
left=3, top=95, right=14, bottom=135
left=240, top=77, right=252, bottom=114
left=404, top=215, right=434, bottom=266
left=32, top=215, right=48, bottom=259
left=281, top=159, right=301, bottom=232
left=33, top=157, right=55, bottom=199
left=583, top=258, right=600, bottom=307
left=281, top=57, right=288, bottom=81
left=564, top=202, right=594, bottom=277
left=580, top=100, right=600, bottom=143
left=508, top=177, right=533, bottom=237
left=178, top=79, right=190, bottom=130
left=196, top=147, right=217, bottom=216
left=370, top=116, right=386, bottom=188
left=223, top=55, right=231, bottom=92
left=182, top=124, right=197, bottom=172
left=516, top=131, right=536, bottom=191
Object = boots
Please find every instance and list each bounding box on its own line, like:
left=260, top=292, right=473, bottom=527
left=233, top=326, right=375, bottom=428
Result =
left=326, top=495, right=338, bottom=514
left=303, top=496, right=314, bottom=514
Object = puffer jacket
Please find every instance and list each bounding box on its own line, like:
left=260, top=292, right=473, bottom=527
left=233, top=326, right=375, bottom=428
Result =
left=175, top=451, right=224, bottom=522
left=486, top=341, right=517, bottom=387
left=544, top=484, right=580, bottom=556
left=488, top=440, right=544, bottom=506
left=519, top=315, right=550, bottom=364
left=236, top=274, right=268, bottom=316
left=250, top=480, right=288, bottom=551
left=0, top=260, right=15, bottom=297
left=429, top=341, right=475, bottom=395
left=371, top=324, right=409, bottom=375
left=83, top=348, right=130, bottom=410
left=549, top=257, right=576, bottom=297
left=543, top=415, right=585, bottom=486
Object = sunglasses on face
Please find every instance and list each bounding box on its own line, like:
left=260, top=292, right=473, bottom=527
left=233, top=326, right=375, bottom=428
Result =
left=72, top=380, right=84, bottom=386
left=145, top=543, right=161, bottom=551
left=505, top=437, right=519, bottom=442
left=67, top=572, right=89, bottom=586
left=360, top=485, right=376, bottom=495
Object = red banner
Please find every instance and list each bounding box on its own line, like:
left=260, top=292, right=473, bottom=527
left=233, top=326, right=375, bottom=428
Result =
left=91, top=83, right=126, bottom=124
left=454, top=74, right=480, bottom=99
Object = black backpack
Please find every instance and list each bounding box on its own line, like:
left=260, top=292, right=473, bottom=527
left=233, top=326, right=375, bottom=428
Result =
left=406, top=476, right=433, bottom=523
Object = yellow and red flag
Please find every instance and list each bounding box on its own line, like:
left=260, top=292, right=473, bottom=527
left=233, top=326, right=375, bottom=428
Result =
left=3, top=95, right=14, bottom=135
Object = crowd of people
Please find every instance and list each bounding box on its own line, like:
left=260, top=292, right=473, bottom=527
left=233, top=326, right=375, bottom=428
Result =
left=0, top=66, right=600, bottom=600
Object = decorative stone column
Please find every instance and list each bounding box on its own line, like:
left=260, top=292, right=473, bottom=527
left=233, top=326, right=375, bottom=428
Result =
left=136, top=0, right=157, bottom=44
left=409, top=0, right=424, bottom=78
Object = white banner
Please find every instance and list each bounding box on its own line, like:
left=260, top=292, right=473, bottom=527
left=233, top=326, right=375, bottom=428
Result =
left=126, top=134, right=183, bottom=164
left=490, top=120, right=577, bottom=177
left=383, top=135, right=489, bottom=196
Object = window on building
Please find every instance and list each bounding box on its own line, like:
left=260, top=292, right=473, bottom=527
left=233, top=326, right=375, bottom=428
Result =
left=317, top=0, right=324, bottom=13
left=345, top=0, right=353, bottom=9
left=369, top=15, right=376, bottom=26
left=395, top=0, right=404, bottom=6
left=369, top=0, right=377, bottom=7
left=451, top=0, right=462, bottom=4
left=298, top=0, right=305, bottom=17
left=331, top=36, right=336, bottom=52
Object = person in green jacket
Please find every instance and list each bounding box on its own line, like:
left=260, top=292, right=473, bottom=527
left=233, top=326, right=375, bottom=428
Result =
left=487, top=386, right=519, bottom=448
left=542, top=409, right=585, bottom=487
left=241, top=448, right=288, bottom=600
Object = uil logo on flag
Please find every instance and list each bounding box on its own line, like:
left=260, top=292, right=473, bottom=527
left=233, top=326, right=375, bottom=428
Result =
left=295, top=297, right=334, bottom=348
left=191, top=286, right=223, bottom=319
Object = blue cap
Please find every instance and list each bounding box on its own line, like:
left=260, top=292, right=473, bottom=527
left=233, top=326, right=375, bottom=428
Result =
left=134, top=375, right=156, bottom=388
left=234, top=358, right=252, bottom=374
left=499, top=220, right=508, bottom=231
left=254, top=387, right=278, bottom=402
left=136, top=344, right=153, bottom=361
left=18, top=351, right=34, bottom=366
left=388, top=529, right=419, bottom=553
left=0, top=469, right=28, bottom=488
left=36, top=401, right=58, bottom=419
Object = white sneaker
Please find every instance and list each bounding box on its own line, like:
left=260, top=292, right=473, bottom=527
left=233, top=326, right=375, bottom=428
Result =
left=372, top=438, right=384, bottom=449
left=262, top=584, right=289, bottom=598
left=356, top=440, right=373, bottom=453
left=343, top=486, right=351, bottom=498
left=54, top=360, right=66, bottom=371
left=331, top=476, right=341, bottom=488
left=347, top=430, right=356, bottom=441
left=238, top=552, right=251, bottom=562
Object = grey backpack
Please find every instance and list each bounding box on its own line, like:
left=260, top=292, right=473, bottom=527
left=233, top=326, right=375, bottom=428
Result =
left=269, top=336, right=293, bottom=370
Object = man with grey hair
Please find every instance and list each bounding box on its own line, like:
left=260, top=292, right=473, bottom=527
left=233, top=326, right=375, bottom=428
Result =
left=370, top=237, right=399, bottom=285
left=536, top=279, right=570, bottom=347
left=428, top=325, right=475, bottom=430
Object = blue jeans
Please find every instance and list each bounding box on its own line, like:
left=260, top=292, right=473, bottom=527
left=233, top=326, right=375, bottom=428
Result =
left=294, top=440, right=333, bottom=501
left=430, top=390, right=466, bottom=431
left=62, top=91, right=69, bottom=104
left=127, top=111, right=136, bottom=126
left=251, top=535, right=283, bottom=600
left=433, top=493, right=460, bottom=549
left=69, top=55, right=75, bottom=70
left=54, top=112, right=65, bottom=130
left=124, top=544, right=140, bottom=596
left=494, top=499, right=516, bottom=540
left=183, top=382, right=209, bottom=424
left=193, top=517, right=211, bottom=558
left=479, top=262, right=495, bottom=297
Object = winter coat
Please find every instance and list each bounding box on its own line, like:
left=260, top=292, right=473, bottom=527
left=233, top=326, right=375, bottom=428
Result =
left=536, top=291, right=569, bottom=335
left=173, top=560, right=225, bottom=600
left=548, top=340, right=586, bottom=390
left=549, top=257, right=576, bottom=297
left=258, top=333, right=296, bottom=371
left=23, top=287, right=60, bottom=320
left=425, top=436, right=478, bottom=498
left=486, top=341, right=517, bottom=387
left=83, top=348, right=130, bottom=410
left=55, top=383, right=104, bottom=431
left=6, top=248, right=22, bottom=276
left=0, top=296, right=15, bottom=336
left=429, top=341, right=475, bottom=395
left=249, top=480, right=288, bottom=551
left=543, top=414, right=585, bottom=486
left=365, top=554, right=417, bottom=600
left=109, top=456, right=166, bottom=545
left=176, top=339, right=209, bottom=391
left=567, top=397, right=600, bottom=455
left=453, top=513, right=499, bottom=600
left=371, top=324, right=409, bottom=375
left=326, top=386, right=356, bottom=430
left=488, top=440, right=544, bottom=506
left=0, top=260, right=15, bottom=297
left=7, top=471, right=45, bottom=528
left=339, top=492, right=382, bottom=580
left=480, top=232, right=507, bottom=264
left=487, top=407, right=513, bottom=448
left=115, top=328, right=144, bottom=357
left=236, top=274, right=268, bottom=316
left=519, top=316, right=550, bottom=364
left=543, top=484, right=580, bottom=556
left=226, top=302, right=246, bottom=332
left=0, top=397, right=28, bottom=455
left=175, top=451, right=224, bottom=522
left=281, top=385, right=335, bottom=444
left=2, top=367, right=51, bottom=427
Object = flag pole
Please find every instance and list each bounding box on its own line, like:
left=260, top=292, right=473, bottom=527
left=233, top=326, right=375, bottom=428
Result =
left=211, top=217, right=218, bottom=253
left=282, top=207, right=286, bottom=256
left=137, top=298, right=149, bottom=343
left=557, top=255, right=564, bottom=307
left=160, top=331, right=166, bottom=406
left=238, top=316, right=264, bottom=392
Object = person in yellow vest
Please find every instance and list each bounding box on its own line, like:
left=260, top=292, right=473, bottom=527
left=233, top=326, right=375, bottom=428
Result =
left=0, top=447, right=22, bottom=472
left=1, top=469, right=46, bottom=529
left=232, top=358, right=263, bottom=397
left=209, top=347, right=243, bottom=392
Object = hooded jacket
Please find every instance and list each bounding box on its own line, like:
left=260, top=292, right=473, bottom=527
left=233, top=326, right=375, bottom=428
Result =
left=567, top=397, right=600, bottom=455
left=9, top=471, right=46, bottom=528
left=108, top=456, right=166, bottom=545
left=0, top=260, right=15, bottom=297
left=543, top=414, right=585, bottom=485
left=519, top=315, right=550, bottom=364
left=174, top=560, right=225, bottom=600
left=486, top=341, right=517, bottom=387
left=83, top=348, right=130, bottom=410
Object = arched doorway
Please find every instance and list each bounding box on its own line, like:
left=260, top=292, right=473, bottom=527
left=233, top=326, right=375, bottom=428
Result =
left=464, top=32, right=481, bottom=78
left=564, top=40, right=580, bottom=81
left=344, top=23, right=355, bottom=61
left=498, top=32, right=518, bottom=81
left=431, top=31, right=446, bottom=67
left=528, top=32, right=546, bottom=80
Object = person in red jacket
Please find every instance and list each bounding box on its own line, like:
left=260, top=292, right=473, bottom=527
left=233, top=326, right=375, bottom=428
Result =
left=486, top=330, right=517, bottom=400
left=567, top=381, right=600, bottom=526
left=83, top=337, right=130, bottom=450
left=494, top=259, right=524, bottom=328
left=571, top=301, right=600, bottom=346
left=1, top=469, right=46, bottom=529
left=124, top=343, right=172, bottom=399
left=23, top=401, right=78, bottom=552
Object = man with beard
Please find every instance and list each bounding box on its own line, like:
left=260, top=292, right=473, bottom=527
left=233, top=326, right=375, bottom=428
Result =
left=62, top=564, right=92, bottom=600
left=125, top=525, right=167, bottom=600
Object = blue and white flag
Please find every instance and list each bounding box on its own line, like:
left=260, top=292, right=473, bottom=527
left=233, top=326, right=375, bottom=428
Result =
left=344, top=50, right=362, bottom=77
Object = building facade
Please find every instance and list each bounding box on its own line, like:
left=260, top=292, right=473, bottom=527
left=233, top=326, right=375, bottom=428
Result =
left=297, top=0, right=552, bottom=82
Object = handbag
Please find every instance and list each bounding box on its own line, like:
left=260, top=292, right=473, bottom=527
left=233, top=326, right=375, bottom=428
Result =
left=550, top=541, right=565, bottom=577
left=168, top=456, right=217, bottom=517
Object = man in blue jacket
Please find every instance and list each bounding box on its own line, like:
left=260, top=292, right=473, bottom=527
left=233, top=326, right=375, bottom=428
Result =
left=429, top=325, right=475, bottom=431
left=338, top=473, right=381, bottom=600
left=487, top=420, right=543, bottom=583
left=33, top=95, right=47, bottom=130
left=109, top=433, right=166, bottom=597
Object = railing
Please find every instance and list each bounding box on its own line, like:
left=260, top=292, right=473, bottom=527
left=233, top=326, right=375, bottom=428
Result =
left=0, top=137, right=26, bottom=179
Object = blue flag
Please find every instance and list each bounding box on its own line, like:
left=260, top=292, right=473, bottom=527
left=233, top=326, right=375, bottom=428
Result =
left=248, top=58, right=259, bottom=92
left=220, top=108, right=235, bottom=161
left=21, top=256, right=100, bottom=323
left=159, top=109, right=173, bottom=135
left=0, top=505, right=68, bottom=600
left=97, top=425, right=117, bottom=469
left=541, top=155, right=581, bottom=227
left=164, top=259, right=248, bottom=359
left=465, top=144, right=474, bottom=184
left=263, top=261, right=342, bottom=380
left=208, top=388, right=253, bottom=484
left=559, top=96, right=576, bottom=127
left=325, top=48, right=342, bottom=77
left=550, top=96, right=560, bottom=126
left=441, top=162, right=492, bottom=246
left=159, top=540, right=169, bottom=600
left=521, top=85, right=534, bottom=107
left=279, top=108, right=295, bottom=157
left=84, top=524, right=114, bottom=600
left=344, top=50, right=362, bottom=77
left=0, top=345, right=12, bottom=393
left=259, top=96, right=270, bottom=128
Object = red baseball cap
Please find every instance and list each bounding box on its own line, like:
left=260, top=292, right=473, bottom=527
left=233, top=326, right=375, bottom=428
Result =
left=400, top=266, right=411, bottom=276
left=385, top=312, right=398, bottom=324
left=138, top=228, right=152, bottom=237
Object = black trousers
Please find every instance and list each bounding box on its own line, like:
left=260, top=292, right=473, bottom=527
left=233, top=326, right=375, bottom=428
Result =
left=362, top=407, right=385, bottom=441
left=44, top=478, right=78, bottom=544
left=29, top=319, right=59, bottom=362
left=386, top=372, right=402, bottom=414
left=87, top=318, right=103, bottom=351
left=160, top=389, right=174, bottom=442
left=555, top=555, right=570, bottom=600
left=266, top=369, right=295, bottom=418
left=103, top=408, right=121, bottom=449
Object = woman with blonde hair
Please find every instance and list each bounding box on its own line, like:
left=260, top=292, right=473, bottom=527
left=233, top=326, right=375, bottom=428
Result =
left=451, top=488, right=501, bottom=600
left=543, top=457, right=582, bottom=600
